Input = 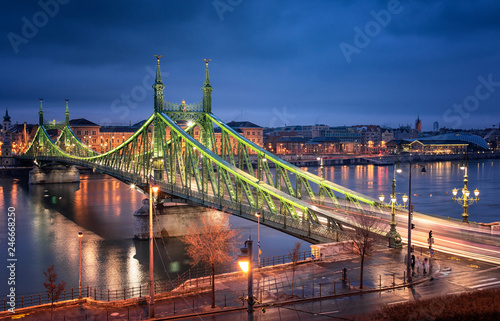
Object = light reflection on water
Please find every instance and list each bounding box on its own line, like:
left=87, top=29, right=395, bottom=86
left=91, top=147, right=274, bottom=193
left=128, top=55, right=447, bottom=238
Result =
left=316, top=159, right=500, bottom=223
left=1, top=159, right=499, bottom=296
left=0, top=173, right=308, bottom=296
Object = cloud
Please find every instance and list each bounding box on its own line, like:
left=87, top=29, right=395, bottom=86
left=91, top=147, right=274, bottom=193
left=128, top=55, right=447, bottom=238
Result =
left=1, top=0, right=499, bottom=130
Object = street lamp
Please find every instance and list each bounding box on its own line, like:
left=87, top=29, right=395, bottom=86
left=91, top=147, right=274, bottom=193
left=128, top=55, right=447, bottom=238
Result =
left=238, top=238, right=254, bottom=321
left=399, top=162, right=426, bottom=283
left=452, top=164, right=479, bottom=223
left=255, top=213, right=261, bottom=268
left=316, top=157, right=323, bottom=179
left=78, top=231, right=83, bottom=299
left=149, top=183, right=159, bottom=318
left=378, top=163, right=406, bottom=248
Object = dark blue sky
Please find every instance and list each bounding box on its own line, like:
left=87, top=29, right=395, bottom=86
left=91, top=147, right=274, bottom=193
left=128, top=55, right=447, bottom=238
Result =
left=1, top=0, right=500, bottom=131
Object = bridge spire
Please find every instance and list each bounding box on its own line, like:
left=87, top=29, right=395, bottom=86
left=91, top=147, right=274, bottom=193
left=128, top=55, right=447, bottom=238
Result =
left=38, top=98, right=44, bottom=126
left=152, top=55, right=165, bottom=113
left=65, top=99, right=70, bottom=125
left=201, top=59, right=213, bottom=113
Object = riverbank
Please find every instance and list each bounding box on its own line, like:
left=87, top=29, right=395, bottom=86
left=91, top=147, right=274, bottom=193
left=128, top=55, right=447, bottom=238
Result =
left=0, top=246, right=433, bottom=320
left=282, top=150, right=500, bottom=167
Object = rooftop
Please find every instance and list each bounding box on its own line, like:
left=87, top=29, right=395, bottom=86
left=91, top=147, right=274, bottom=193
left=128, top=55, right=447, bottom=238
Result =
left=227, top=121, right=262, bottom=129
left=69, top=118, right=99, bottom=126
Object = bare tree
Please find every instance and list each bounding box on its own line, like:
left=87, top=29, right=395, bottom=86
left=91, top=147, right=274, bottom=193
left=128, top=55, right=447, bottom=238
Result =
left=43, top=265, right=66, bottom=321
left=289, top=241, right=302, bottom=297
left=182, top=210, right=239, bottom=308
left=347, top=213, right=387, bottom=289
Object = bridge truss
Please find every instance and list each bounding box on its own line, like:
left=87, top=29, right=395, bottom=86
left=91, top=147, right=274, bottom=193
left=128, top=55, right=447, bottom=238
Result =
left=20, top=58, right=386, bottom=244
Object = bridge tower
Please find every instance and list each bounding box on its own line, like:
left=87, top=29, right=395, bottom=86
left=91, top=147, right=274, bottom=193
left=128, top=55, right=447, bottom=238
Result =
left=202, top=59, right=212, bottom=113
left=153, top=55, right=165, bottom=113
left=64, top=99, right=71, bottom=148
left=65, top=99, right=70, bottom=125
left=198, top=60, right=215, bottom=151
left=199, top=59, right=216, bottom=193
left=38, top=98, right=44, bottom=126
left=152, top=55, right=165, bottom=181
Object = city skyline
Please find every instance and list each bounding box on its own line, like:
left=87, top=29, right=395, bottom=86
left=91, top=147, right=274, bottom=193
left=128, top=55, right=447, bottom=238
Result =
left=1, top=1, right=500, bottom=130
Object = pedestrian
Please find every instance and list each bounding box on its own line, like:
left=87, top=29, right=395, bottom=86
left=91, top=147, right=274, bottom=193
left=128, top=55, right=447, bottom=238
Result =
left=416, top=257, right=421, bottom=274
left=411, top=254, right=415, bottom=273
left=423, top=258, right=428, bottom=275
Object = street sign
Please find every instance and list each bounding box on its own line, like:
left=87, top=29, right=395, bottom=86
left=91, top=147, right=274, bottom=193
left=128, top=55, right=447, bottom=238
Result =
left=430, top=249, right=434, bottom=255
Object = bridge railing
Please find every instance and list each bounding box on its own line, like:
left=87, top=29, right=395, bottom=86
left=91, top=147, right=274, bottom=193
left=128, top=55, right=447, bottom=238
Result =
left=21, top=155, right=355, bottom=242
left=157, top=180, right=343, bottom=244
left=18, top=155, right=345, bottom=243
left=2, top=250, right=313, bottom=311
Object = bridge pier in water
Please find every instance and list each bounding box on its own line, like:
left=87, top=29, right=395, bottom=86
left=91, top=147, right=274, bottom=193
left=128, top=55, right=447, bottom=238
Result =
left=28, top=165, right=80, bottom=184
left=133, top=200, right=221, bottom=239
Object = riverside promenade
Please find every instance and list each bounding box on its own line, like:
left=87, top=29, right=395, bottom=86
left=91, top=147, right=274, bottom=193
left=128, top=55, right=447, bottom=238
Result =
left=0, top=246, right=436, bottom=321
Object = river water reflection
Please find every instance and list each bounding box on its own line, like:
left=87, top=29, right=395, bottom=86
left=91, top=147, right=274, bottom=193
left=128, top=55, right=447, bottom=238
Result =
left=1, top=159, right=499, bottom=296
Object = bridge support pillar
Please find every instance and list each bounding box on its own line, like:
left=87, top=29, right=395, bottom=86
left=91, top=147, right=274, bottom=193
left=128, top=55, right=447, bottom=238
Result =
left=133, top=200, right=223, bottom=239
left=28, top=165, right=80, bottom=184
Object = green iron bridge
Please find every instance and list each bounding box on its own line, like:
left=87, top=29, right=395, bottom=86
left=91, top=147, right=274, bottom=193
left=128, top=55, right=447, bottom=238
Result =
left=19, top=57, right=387, bottom=244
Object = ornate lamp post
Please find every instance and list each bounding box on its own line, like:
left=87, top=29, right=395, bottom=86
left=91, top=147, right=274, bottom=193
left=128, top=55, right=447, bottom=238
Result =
left=238, top=238, right=254, bottom=321
left=394, top=162, right=426, bottom=283
left=452, top=164, right=479, bottom=223
left=378, top=163, right=407, bottom=248
left=407, top=163, right=425, bottom=282
left=78, top=231, right=83, bottom=299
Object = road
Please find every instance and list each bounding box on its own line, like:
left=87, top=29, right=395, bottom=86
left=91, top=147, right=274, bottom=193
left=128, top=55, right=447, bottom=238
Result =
left=316, top=198, right=500, bottom=265
left=169, top=247, right=500, bottom=321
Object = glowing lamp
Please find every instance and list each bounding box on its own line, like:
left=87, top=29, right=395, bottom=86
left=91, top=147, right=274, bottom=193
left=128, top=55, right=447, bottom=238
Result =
left=452, top=188, right=458, bottom=196
left=402, top=194, right=408, bottom=203
left=238, top=247, right=249, bottom=272
left=474, top=189, right=480, bottom=197
left=378, top=194, right=385, bottom=203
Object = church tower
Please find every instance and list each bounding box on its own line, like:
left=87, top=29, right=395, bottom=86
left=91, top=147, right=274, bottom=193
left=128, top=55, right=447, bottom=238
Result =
left=415, top=114, right=422, bottom=133
left=2, top=109, right=11, bottom=135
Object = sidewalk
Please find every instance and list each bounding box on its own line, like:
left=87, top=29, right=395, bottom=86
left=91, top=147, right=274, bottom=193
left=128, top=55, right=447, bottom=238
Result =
left=0, top=247, right=435, bottom=321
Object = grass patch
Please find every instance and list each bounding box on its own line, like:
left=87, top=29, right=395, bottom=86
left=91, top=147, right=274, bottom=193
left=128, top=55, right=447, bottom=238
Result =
left=363, top=288, right=500, bottom=321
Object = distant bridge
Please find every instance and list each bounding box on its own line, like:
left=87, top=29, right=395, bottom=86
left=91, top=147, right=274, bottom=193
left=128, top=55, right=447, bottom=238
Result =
left=19, top=58, right=387, bottom=244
